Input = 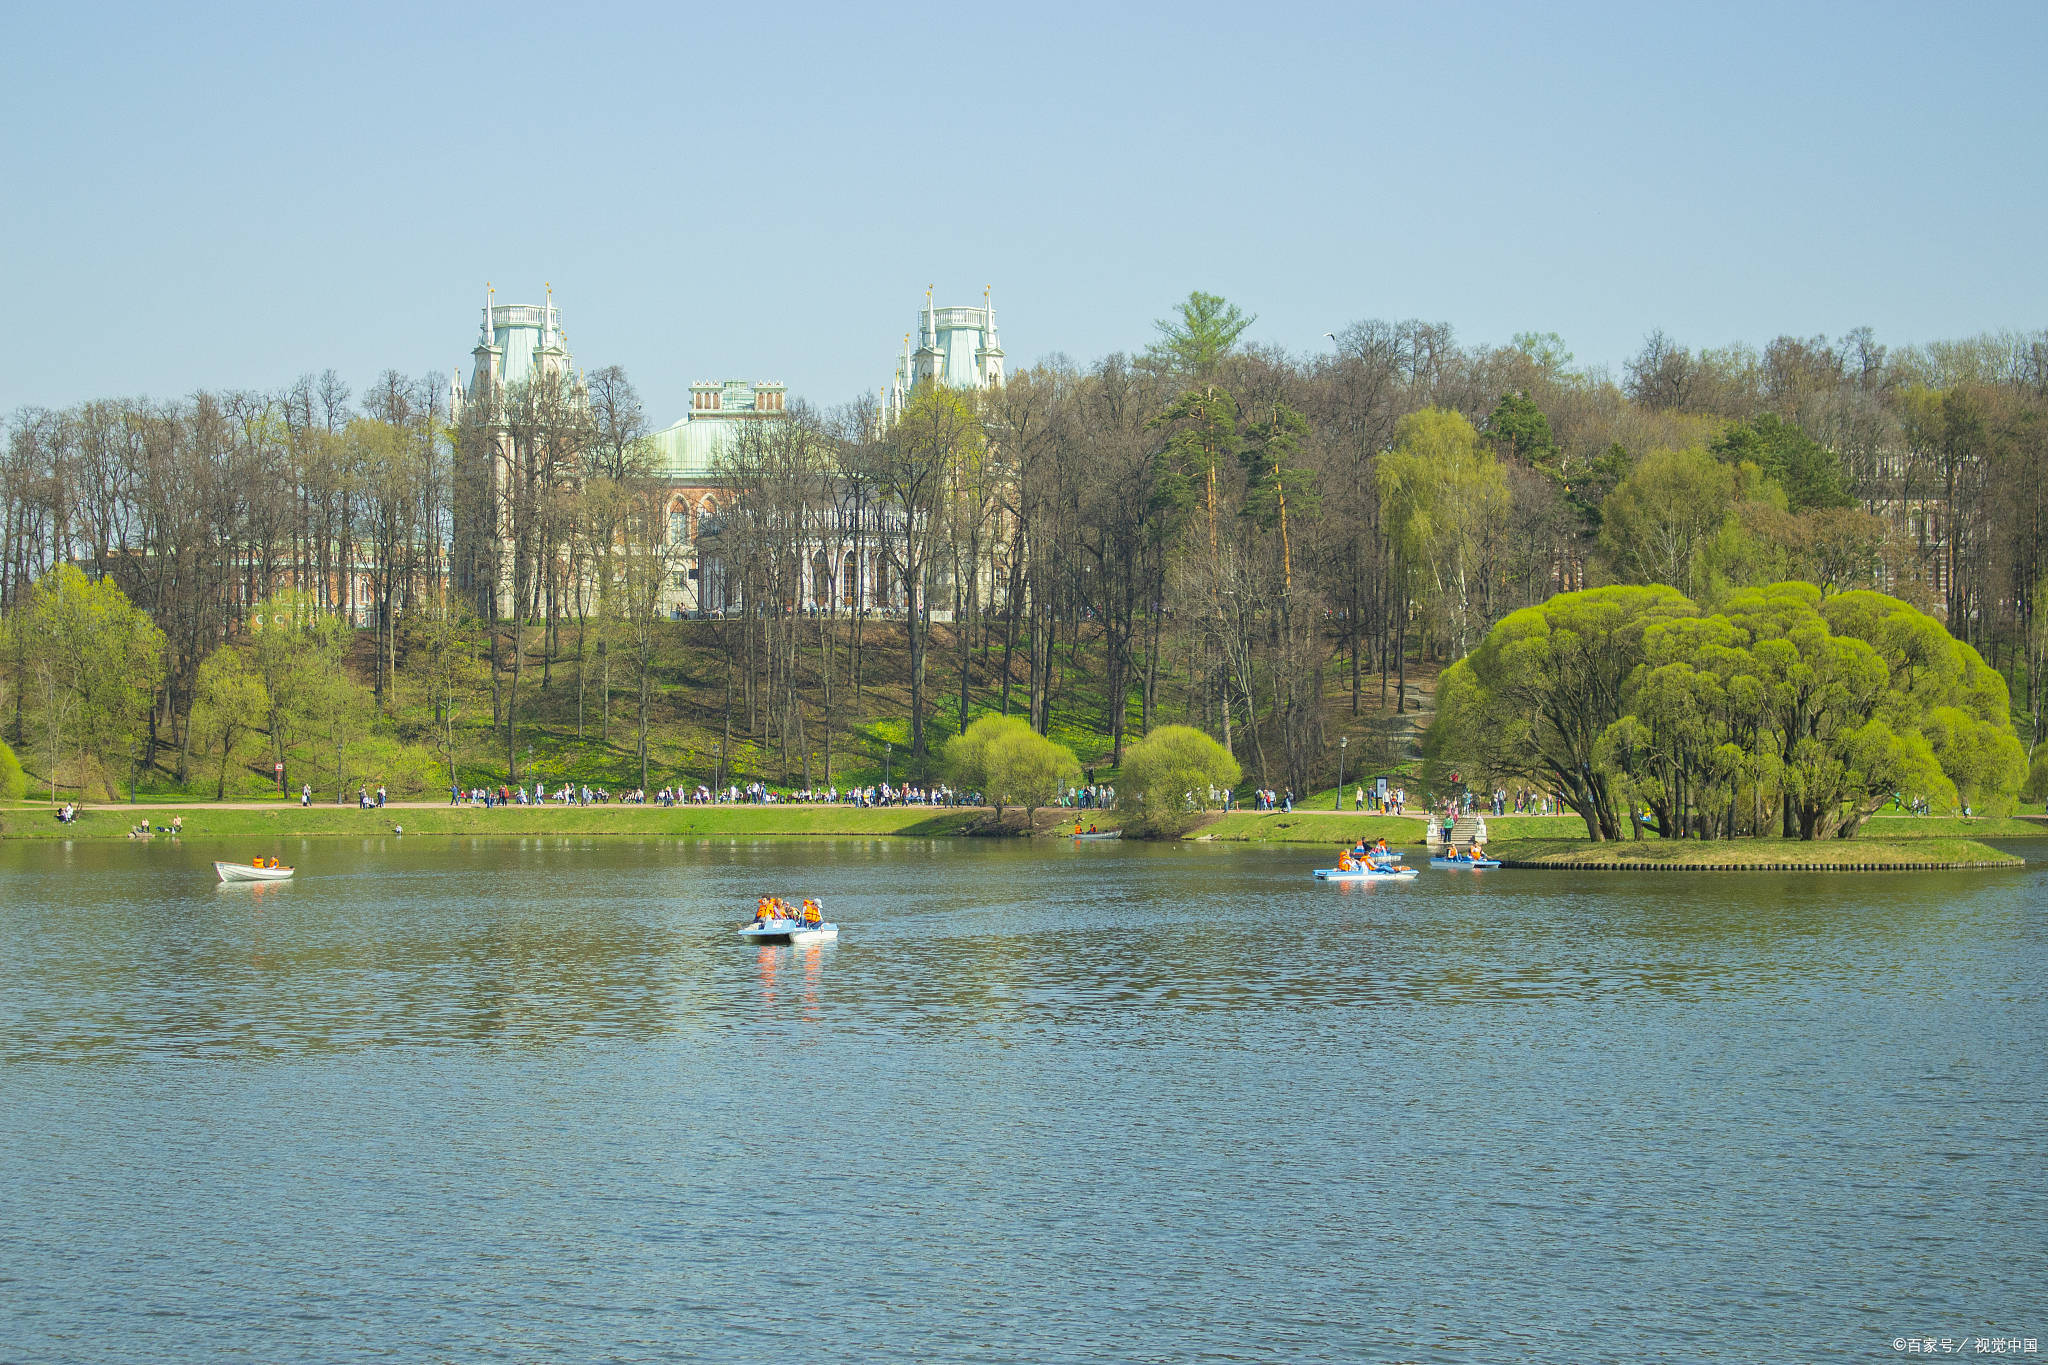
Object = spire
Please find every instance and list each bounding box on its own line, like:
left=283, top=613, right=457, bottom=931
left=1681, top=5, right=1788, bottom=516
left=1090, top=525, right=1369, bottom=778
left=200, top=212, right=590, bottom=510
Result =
left=924, top=285, right=935, bottom=348
left=480, top=281, right=494, bottom=346
left=543, top=281, right=554, bottom=348
left=985, top=285, right=999, bottom=348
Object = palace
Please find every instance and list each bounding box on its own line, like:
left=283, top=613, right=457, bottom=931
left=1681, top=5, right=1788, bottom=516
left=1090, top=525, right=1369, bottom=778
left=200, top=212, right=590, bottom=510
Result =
left=449, top=284, right=581, bottom=618
left=887, top=286, right=1004, bottom=422
left=452, top=284, right=1012, bottom=621
left=645, top=378, right=788, bottom=616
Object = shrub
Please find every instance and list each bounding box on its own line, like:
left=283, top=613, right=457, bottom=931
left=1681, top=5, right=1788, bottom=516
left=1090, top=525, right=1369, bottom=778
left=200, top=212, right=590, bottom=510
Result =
left=1119, top=725, right=1241, bottom=838
left=0, top=739, right=25, bottom=802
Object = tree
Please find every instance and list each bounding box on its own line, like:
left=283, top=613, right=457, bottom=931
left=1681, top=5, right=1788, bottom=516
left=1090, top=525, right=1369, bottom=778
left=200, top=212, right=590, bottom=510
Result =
left=1376, top=409, right=1510, bottom=657
left=249, top=589, right=345, bottom=796
left=1483, top=391, right=1563, bottom=479
left=1711, top=414, right=1853, bottom=513
left=190, top=645, right=267, bottom=799
left=1119, top=724, right=1241, bottom=838
left=867, top=384, right=984, bottom=762
left=983, top=723, right=1081, bottom=825
left=943, top=713, right=1028, bottom=816
left=1146, top=291, right=1256, bottom=377
left=1428, top=585, right=1699, bottom=839
left=19, top=565, right=166, bottom=799
left=1595, top=447, right=1755, bottom=597
left=0, top=737, right=25, bottom=802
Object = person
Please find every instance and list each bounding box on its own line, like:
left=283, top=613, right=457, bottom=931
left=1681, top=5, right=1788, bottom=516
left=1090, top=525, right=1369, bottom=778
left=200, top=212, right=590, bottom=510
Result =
left=1087, top=824, right=1097, bottom=834
left=170, top=816, right=182, bottom=835
left=802, top=899, right=822, bottom=926
left=301, top=783, right=311, bottom=807
left=1337, top=850, right=1355, bottom=872
left=756, top=897, right=774, bottom=924
left=1073, top=821, right=1083, bottom=836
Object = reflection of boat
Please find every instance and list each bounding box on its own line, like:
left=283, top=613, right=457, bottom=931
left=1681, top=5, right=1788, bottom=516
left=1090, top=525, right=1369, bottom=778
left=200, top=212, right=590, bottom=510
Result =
left=1070, top=831, right=1121, bottom=841
left=1313, top=865, right=1418, bottom=881
left=1430, top=855, right=1500, bottom=869
left=215, top=860, right=293, bottom=882
left=740, top=918, right=840, bottom=944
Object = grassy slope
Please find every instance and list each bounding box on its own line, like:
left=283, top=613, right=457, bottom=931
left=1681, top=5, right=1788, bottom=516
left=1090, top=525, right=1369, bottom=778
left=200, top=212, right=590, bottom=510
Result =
left=0, top=803, right=988, bottom=841
left=1491, top=836, right=2022, bottom=867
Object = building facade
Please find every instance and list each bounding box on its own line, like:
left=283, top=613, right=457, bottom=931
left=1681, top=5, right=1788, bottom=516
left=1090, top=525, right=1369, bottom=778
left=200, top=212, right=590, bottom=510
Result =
left=450, top=284, right=581, bottom=618
left=887, top=287, right=1004, bottom=423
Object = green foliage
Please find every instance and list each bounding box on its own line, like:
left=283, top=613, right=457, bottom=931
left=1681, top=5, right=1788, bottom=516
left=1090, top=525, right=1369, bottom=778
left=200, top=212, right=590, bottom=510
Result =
left=1427, top=584, right=1698, bottom=839
left=18, top=565, right=167, bottom=798
left=2022, top=747, right=2048, bottom=802
left=1377, top=409, right=1511, bottom=654
left=1149, top=387, right=1241, bottom=537
left=191, top=645, right=269, bottom=799
left=1483, top=391, right=1563, bottom=477
left=1711, top=414, right=1854, bottom=513
left=1119, top=725, right=1241, bottom=837
left=1595, top=447, right=1749, bottom=597
left=0, top=738, right=25, bottom=802
left=983, top=725, right=1081, bottom=820
left=943, top=714, right=1031, bottom=813
left=1239, top=399, right=1318, bottom=529
left=1432, top=581, right=2027, bottom=841
left=1511, top=332, right=1575, bottom=373
left=1146, top=291, right=1256, bottom=376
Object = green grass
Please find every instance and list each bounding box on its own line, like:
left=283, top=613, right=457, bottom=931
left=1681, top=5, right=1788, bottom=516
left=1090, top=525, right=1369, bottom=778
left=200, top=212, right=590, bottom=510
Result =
left=0, top=803, right=990, bottom=841
left=1858, top=814, right=2043, bottom=839
left=1490, top=836, right=2022, bottom=868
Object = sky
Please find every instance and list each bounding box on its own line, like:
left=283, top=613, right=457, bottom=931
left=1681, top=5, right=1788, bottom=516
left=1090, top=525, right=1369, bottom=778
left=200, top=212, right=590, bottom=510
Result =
left=4, top=0, right=2045, bottom=424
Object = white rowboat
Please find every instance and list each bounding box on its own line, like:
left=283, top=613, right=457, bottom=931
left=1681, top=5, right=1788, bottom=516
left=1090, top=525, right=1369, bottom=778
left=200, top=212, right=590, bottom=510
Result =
left=215, top=860, right=293, bottom=882
left=1070, top=831, right=1121, bottom=840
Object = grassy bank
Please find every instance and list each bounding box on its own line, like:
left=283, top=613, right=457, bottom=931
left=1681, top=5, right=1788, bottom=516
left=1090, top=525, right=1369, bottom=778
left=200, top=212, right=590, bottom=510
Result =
left=1192, top=811, right=1590, bottom=843
left=0, top=804, right=991, bottom=841
left=1489, top=836, right=2022, bottom=869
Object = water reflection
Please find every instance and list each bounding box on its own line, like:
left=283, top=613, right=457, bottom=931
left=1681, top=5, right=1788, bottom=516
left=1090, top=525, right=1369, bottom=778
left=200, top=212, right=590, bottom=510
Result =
left=2, top=837, right=2042, bottom=1360
left=1, top=836, right=2039, bottom=1060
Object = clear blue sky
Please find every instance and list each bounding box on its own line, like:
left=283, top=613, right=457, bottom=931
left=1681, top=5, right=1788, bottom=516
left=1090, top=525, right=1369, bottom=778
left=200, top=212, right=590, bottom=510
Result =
left=5, top=1, right=2043, bottom=423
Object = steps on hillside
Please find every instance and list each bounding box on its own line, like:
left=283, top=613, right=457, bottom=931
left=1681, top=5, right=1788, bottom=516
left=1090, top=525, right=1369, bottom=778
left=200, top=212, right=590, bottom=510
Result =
left=1429, top=814, right=1489, bottom=851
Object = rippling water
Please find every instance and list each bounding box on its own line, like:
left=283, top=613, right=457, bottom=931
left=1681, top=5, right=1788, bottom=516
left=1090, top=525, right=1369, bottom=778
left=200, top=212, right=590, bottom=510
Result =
left=1, top=836, right=2042, bottom=1361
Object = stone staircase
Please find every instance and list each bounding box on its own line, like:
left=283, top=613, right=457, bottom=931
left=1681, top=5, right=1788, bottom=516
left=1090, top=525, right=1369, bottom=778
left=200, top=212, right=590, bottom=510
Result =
left=1429, top=814, right=1489, bottom=852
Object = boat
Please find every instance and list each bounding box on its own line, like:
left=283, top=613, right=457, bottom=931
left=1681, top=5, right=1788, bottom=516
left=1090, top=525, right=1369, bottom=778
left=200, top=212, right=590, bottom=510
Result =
left=1313, top=864, right=1419, bottom=881
left=1430, top=854, right=1501, bottom=869
left=739, top=917, right=840, bottom=944
left=1070, top=830, right=1121, bottom=841
left=215, top=859, right=293, bottom=882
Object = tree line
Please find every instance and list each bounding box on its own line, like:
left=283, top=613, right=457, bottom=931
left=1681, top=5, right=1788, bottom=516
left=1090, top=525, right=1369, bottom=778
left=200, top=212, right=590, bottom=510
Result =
left=3, top=294, right=2046, bottom=811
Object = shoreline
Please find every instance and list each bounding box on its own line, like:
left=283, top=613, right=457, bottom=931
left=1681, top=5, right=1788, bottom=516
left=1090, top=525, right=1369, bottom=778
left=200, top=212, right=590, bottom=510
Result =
left=3, top=804, right=2035, bottom=865
left=1486, top=835, right=2026, bottom=870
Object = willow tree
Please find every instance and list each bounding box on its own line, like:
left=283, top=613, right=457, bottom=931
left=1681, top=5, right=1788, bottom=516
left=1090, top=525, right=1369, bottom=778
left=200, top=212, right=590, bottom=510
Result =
left=1427, top=584, right=1698, bottom=840
left=1377, top=408, right=1510, bottom=659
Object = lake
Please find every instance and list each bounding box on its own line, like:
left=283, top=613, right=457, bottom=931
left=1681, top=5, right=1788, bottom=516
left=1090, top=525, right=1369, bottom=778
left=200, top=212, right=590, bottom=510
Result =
left=1, top=835, right=2042, bottom=1362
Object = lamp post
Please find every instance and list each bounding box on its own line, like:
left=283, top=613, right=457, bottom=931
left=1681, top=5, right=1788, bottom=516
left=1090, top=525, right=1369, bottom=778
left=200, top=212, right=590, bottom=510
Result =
left=1335, top=735, right=1347, bottom=811
left=884, top=741, right=893, bottom=785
